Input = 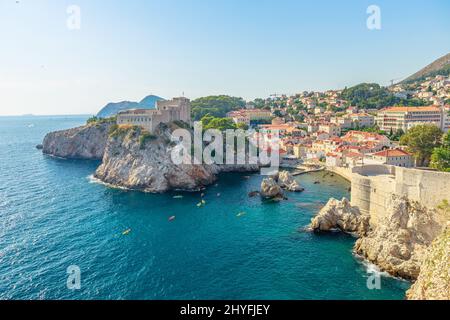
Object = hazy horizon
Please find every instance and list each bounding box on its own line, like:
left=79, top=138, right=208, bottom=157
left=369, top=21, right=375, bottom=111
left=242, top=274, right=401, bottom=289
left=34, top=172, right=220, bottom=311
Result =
left=1, top=0, right=449, bottom=116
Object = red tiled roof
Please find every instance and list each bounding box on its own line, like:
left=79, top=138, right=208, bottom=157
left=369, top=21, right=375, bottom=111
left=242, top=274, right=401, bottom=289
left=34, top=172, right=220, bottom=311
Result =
left=372, top=148, right=411, bottom=157
left=380, top=106, right=440, bottom=113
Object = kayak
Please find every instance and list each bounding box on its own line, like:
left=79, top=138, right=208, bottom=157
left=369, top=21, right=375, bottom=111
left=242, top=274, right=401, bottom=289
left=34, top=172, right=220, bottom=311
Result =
left=122, top=228, right=132, bottom=235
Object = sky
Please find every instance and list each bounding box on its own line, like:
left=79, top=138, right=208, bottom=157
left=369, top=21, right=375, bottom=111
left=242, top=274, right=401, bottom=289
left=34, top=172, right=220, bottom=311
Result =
left=0, top=0, right=449, bottom=116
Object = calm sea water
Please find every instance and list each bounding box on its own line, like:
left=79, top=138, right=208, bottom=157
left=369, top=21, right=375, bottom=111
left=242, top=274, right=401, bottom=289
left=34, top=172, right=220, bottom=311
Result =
left=0, top=116, right=410, bottom=300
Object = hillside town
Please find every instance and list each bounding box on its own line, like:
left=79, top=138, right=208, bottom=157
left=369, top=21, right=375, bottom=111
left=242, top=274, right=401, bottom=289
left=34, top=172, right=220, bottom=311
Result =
left=223, top=74, right=450, bottom=170
left=109, top=74, right=450, bottom=172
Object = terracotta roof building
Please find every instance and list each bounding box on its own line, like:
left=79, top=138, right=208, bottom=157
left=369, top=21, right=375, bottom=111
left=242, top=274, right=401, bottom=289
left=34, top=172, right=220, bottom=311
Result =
left=376, top=106, right=442, bottom=132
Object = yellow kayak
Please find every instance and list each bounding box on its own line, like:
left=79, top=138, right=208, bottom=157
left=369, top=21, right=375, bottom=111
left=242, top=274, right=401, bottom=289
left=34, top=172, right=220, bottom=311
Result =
left=122, top=228, right=132, bottom=236
left=197, top=200, right=207, bottom=207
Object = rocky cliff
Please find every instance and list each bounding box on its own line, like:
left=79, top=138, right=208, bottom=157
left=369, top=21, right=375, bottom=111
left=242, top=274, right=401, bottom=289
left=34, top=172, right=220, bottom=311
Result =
left=406, top=224, right=450, bottom=300
left=354, top=196, right=444, bottom=280
left=310, top=194, right=449, bottom=298
left=42, top=120, right=259, bottom=193
left=94, top=123, right=259, bottom=193
left=43, top=121, right=114, bottom=160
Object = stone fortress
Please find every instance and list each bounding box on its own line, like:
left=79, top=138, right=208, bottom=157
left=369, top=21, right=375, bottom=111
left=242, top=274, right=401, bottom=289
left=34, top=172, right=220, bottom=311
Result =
left=116, top=97, right=191, bottom=132
left=331, top=164, right=450, bottom=226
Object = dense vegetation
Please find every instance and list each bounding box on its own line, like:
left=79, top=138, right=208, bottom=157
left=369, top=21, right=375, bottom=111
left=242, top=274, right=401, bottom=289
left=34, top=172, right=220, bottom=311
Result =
left=87, top=116, right=117, bottom=125
left=200, top=114, right=248, bottom=131
left=340, top=83, right=428, bottom=109
left=139, top=131, right=157, bottom=149
left=430, top=132, right=450, bottom=172
left=399, top=124, right=444, bottom=167
left=191, top=95, right=246, bottom=120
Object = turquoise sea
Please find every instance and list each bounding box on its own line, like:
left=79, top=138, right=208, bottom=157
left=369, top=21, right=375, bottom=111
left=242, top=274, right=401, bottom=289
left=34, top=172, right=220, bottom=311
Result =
left=0, top=116, right=410, bottom=300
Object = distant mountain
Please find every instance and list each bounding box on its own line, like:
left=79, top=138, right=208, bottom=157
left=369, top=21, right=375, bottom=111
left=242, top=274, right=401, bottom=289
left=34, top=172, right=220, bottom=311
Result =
left=139, top=95, right=164, bottom=109
left=402, top=53, right=450, bottom=84
left=96, top=95, right=164, bottom=118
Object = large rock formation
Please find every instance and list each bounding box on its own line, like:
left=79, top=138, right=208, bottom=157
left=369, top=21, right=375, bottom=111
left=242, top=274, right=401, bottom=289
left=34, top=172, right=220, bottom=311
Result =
left=260, top=178, right=284, bottom=200
left=310, top=198, right=370, bottom=236
left=406, top=224, right=450, bottom=300
left=94, top=123, right=259, bottom=193
left=354, top=196, right=444, bottom=280
left=43, top=121, right=113, bottom=160
left=42, top=120, right=259, bottom=193
left=94, top=124, right=216, bottom=192
left=277, top=171, right=304, bottom=192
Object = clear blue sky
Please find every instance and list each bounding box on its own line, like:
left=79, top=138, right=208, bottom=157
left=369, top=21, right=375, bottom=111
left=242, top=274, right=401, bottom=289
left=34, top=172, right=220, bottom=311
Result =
left=0, top=0, right=449, bottom=115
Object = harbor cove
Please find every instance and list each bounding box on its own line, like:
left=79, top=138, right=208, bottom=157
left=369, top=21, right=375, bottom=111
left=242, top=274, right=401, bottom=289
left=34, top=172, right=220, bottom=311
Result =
left=0, top=116, right=411, bottom=300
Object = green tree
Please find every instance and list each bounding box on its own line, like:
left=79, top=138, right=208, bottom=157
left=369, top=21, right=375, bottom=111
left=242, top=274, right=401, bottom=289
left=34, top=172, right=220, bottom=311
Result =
left=430, top=132, right=450, bottom=172
left=430, top=147, right=450, bottom=172
left=191, top=95, right=245, bottom=120
left=236, top=122, right=249, bottom=130
left=200, top=115, right=237, bottom=131
left=399, top=124, right=443, bottom=166
left=272, top=109, right=282, bottom=117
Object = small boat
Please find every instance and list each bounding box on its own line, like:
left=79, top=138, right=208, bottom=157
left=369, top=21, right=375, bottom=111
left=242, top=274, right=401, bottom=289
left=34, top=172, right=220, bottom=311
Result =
left=122, top=228, right=132, bottom=236
left=237, top=212, right=246, bottom=217
left=169, top=216, right=176, bottom=221
left=173, top=195, right=184, bottom=199
left=197, top=200, right=207, bottom=207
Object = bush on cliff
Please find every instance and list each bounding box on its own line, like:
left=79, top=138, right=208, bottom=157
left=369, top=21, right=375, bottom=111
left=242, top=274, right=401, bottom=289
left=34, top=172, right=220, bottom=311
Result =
left=109, top=124, right=140, bottom=139
left=139, top=131, right=157, bottom=149
left=87, top=116, right=116, bottom=125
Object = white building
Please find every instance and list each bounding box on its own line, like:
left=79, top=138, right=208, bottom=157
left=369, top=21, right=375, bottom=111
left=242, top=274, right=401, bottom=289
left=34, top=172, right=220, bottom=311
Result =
left=376, top=106, right=442, bottom=132
left=368, top=149, right=414, bottom=168
left=319, top=124, right=341, bottom=137
left=349, top=113, right=375, bottom=128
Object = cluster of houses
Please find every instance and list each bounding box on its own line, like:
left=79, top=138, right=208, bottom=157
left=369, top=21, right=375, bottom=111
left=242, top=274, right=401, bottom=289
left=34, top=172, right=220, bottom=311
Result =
left=240, top=101, right=449, bottom=169
left=256, top=118, right=415, bottom=169
left=390, top=74, right=450, bottom=106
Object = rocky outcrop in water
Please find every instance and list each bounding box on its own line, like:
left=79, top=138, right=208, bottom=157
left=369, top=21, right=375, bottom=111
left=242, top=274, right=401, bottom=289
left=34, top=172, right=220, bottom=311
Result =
left=310, top=198, right=369, bottom=236
left=42, top=121, right=113, bottom=160
left=277, top=171, right=304, bottom=192
left=406, top=224, right=450, bottom=300
left=354, top=196, right=444, bottom=280
left=260, top=178, right=284, bottom=200
left=94, top=123, right=259, bottom=193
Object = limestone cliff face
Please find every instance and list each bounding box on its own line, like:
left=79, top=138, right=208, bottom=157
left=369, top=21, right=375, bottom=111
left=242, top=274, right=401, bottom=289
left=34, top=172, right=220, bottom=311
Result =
left=354, top=196, right=444, bottom=280
left=406, top=224, right=450, bottom=300
left=94, top=123, right=259, bottom=193
left=310, top=194, right=448, bottom=289
left=43, top=122, right=113, bottom=160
